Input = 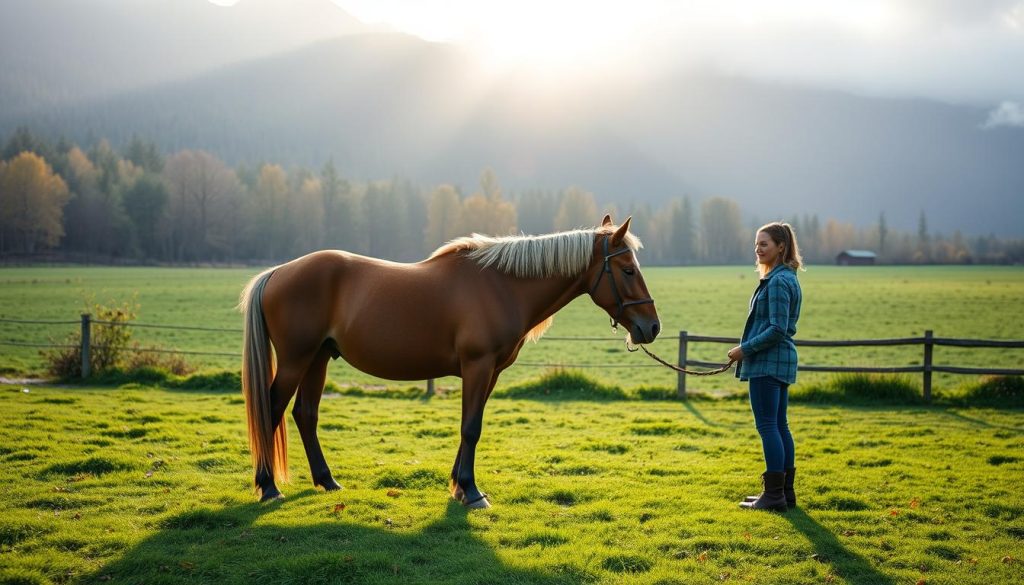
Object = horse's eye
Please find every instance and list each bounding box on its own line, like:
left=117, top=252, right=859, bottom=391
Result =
left=624, top=267, right=636, bottom=276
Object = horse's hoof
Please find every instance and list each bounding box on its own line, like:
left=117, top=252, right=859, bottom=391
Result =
left=463, top=493, right=491, bottom=509
left=259, top=489, right=285, bottom=502
left=317, top=478, right=343, bottom=492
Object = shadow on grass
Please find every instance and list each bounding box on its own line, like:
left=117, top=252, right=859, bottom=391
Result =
left=785, top=508, right=894, bottom=585
left=938, top=409, right=1024, bottom=431
left=81, top=493, right=574, bottom=585
left=679, top=399, right=729, bottom=427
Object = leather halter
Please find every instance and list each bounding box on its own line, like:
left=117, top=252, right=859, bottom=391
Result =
left=588, top=235, right=655, bottom=330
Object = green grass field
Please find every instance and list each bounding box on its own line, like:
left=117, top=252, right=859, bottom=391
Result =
left=1, top=265, right=1022, bottom=396
left=1, top=384, right=1022, bottom=585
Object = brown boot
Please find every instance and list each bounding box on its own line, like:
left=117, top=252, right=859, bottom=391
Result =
left=745, top=467, right=796, bottom=507
left=739, top=471, right=787, bottom=511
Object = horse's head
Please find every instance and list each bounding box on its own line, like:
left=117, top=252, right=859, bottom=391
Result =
left=587, top=215, right=661, bottom=344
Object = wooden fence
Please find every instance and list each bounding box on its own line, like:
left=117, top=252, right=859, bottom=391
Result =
left=2, top=316, right=1023, bottom=402
left=677, top=330, right=1024, bottom=401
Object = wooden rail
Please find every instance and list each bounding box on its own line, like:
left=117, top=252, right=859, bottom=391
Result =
left=678, top=330, right=1024, bottom=401
left=3, top=317, right=1021, bottom=402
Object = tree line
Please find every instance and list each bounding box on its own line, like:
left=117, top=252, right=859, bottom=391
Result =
left=1, top=128, right=1021, bottom=266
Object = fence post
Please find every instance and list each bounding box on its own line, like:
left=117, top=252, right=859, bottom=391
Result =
left=426, top=378, right=435, bottom=397
left=677, top=330, right=688, bottom=399
left=80, top=313, right=91, bottom=379
left=923, top=329, right=933, bottom=402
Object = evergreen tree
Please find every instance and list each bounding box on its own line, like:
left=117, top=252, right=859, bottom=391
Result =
left=122, top=174, right=169, bottom=260
left=917, top=209, right=931, bottom=262
left=554, top=186, right=597, bottom=231
left=878, top=211, right=888, bottom=254
left=124, top=135, right=164, bottom=174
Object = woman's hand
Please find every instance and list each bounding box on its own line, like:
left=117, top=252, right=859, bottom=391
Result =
left=727, top=346, right=745, bottom=361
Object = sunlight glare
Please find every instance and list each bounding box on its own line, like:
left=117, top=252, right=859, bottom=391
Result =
left=329, top=0, right=903, bottom=77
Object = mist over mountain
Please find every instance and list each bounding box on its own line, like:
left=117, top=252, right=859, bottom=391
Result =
left=0, top=0, right=366, bottom=112
left=2, top=1, right=1022, bottom=237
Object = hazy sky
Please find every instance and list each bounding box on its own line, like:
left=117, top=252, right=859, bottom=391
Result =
left=207, top=0, right=1024, bottom=127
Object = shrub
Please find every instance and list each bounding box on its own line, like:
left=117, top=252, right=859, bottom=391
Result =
left=42, top=297, right=197, bottom=380
left=125, top=348, right=195, bottom=376
left=42, top=298, right=138, bottom=379
left=791, top=373, right=921, bottom=404
left=173, top=370, right=240, bottom=392
left=89, top=299, right=138, bottom=373
left=959, top=376, right=1024, bottom=408
left=634, top=385, right=677, bottom=401
left=41, top=342, right=83, bottom=379
left=333, top=385, right=426, bottom=399
left=495, top=370, right=628, bottom=400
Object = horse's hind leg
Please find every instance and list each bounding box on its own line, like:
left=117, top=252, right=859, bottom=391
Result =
left=292, top=344, right=342, bottom=491
left=255, top=358, right=309, bottom=501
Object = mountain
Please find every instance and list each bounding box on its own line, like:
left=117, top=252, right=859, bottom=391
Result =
left=2, top=27, right=1022, bottom=236
left=0, top=0, right=367, bottom=113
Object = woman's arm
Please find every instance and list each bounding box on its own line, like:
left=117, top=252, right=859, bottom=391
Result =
left=740, top=277, right=793, bottom=356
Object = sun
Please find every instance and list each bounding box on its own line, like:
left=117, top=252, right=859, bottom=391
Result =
left=328, top=0, right=904, bottom=81
left=331, top=1, right=635, bottom=75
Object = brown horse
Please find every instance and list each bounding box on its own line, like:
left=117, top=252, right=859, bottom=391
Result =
left=239, top=215, right=660, bottom=507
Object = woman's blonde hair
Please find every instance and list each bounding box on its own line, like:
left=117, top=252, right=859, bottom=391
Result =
left=756, top=221, right=804, bottom=277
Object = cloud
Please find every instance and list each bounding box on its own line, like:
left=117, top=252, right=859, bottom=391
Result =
left=328, top=0, right=1024, bottom=105
left=982, top=101, right=1024, bottom=128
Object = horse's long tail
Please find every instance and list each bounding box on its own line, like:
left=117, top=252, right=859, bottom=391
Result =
left=239, top=268, right=288, bottom=488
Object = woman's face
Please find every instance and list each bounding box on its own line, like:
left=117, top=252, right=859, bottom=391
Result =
left=755, top=231, right=784, bottom=267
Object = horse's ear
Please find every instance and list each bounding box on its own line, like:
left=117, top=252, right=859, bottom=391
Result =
left=601, top=214, right=613, bottom=227
left=611, top=216, right=632, bottom=247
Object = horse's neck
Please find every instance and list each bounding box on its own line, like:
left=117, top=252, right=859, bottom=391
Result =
left=500, top=270, right=589, bottom=327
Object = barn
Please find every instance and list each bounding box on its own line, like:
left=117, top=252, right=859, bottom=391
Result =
left=836, top=250, right=877, bottom=265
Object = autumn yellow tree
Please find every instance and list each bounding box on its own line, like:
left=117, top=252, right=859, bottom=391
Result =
left=250, top=164, right=290, bottom=260
left=554, top=186, right=598, bottom=231
left=460, top=169, right=516, bottom=236
left=424, top=184, right=462, bottom=251
left=821, top=218, right=857, bottom=259
left=0, top=152, right=70, bottom=253
left=292, top=176, right=325, bottom=256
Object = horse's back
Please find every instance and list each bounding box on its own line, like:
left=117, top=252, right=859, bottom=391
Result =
left=261, top=250, right=470, bottom=378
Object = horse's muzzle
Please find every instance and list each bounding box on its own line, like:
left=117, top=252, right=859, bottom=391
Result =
left=631, top=319, right=661, bottom=344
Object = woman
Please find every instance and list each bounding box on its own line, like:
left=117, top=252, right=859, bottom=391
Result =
left=728, top=222, right=803, bottom=512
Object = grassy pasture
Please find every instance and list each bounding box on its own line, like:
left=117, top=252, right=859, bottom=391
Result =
left=1, top=265, right=1022, bottom=396
left=1, top=384, right=1022, bottom=584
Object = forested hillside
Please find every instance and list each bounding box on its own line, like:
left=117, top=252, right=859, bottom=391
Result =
left=2, top=129, right=1020, bottom=265
left=2, top=31, right=1023, bottom=237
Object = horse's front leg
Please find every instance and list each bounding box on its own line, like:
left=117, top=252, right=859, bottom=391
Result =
left=452, top=358, right=498, bottom=509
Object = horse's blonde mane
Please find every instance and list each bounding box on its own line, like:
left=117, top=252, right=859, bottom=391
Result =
left=431, top=228, right=642, bottom=279
left=431, top=226, right=642, bottom=343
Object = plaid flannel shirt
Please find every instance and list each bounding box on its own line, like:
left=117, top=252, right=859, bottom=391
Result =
left=736, top=264, right=802, bottom=384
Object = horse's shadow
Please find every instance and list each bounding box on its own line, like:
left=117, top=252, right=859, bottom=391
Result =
left=81, top=494, right=564, bottom=585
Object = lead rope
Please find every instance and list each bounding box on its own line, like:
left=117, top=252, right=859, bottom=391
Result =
left=638, top=343, right=735, bottom=375
left=615, top=325, right=736, bottom=376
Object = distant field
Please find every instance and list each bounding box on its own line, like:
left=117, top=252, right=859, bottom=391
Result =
left=1, top=265, right=1023, bottom=394
left=1, top=384, right=1023, bottom=585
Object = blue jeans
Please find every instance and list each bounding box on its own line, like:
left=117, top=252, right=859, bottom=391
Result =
left=749, top=376, right=795, bottom=472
